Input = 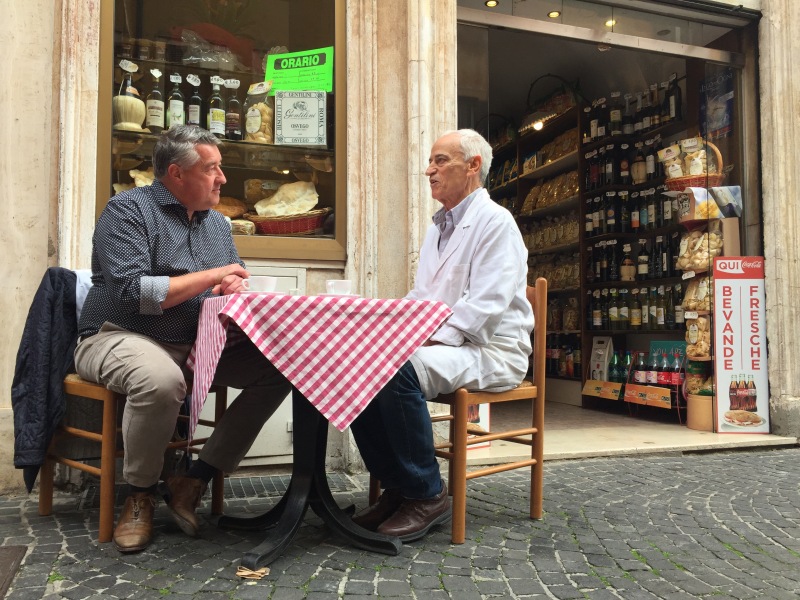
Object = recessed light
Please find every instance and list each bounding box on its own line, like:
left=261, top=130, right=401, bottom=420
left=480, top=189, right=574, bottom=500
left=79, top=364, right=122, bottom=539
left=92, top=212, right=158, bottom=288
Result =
left=547, top=10, right=561, bottom=18
left=485, top=0, right=498, bottom=7
left=605, top=19, right=616, bottom=27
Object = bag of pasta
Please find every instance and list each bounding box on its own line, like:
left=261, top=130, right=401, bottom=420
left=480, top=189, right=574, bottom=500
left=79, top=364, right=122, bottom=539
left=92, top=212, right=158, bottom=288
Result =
left=243, top=81, right=274, bottom=144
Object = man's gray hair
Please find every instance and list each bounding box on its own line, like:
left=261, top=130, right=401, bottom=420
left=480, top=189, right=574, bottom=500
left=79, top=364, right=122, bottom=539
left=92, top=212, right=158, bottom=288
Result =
left=443, top=128, right=494, bottom=183
left=152, top=125, right=222, bottom=179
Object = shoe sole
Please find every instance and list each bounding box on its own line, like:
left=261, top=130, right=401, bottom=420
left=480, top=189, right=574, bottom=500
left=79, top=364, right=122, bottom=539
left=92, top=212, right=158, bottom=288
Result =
left=168, top=507, right=199, bottom=537
left=393, top=506, right=453, bottom=543
left=113, top=540, right=149, bottom=553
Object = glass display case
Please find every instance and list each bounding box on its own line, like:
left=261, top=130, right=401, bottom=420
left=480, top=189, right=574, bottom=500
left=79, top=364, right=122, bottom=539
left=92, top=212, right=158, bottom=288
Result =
left=96, top=0, right=346, bottom=261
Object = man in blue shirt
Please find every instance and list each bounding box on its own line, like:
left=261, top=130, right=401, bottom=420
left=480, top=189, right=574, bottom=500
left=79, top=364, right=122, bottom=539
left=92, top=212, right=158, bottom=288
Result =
left=76, top=126, right=290, bottom=552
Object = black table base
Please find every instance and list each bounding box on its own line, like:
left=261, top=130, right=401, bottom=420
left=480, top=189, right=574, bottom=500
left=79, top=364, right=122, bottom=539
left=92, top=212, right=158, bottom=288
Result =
left=218, top=389, right=402, bottom=569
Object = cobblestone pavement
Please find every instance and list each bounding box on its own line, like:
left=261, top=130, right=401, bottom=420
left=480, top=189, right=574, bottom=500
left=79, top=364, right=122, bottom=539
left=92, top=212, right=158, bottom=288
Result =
left=2, top=447, right=800, bottom=599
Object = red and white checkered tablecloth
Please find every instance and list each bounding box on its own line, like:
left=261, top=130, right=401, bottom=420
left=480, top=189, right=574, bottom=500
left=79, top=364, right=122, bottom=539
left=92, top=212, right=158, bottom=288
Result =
left=187, top=293, right=452, bottom=435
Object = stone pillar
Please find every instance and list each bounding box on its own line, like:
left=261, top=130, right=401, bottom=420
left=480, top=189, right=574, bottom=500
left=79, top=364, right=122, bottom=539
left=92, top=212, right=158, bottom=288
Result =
left=759, top=0, right=800, bottom=436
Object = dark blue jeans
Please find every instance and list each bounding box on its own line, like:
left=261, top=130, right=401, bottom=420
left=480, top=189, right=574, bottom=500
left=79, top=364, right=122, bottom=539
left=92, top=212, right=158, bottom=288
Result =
left=350, top=362, right=442, bottom=499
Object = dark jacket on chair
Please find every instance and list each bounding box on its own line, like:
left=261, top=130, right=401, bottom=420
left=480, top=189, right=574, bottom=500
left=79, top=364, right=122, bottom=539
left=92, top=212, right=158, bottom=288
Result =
left=11, top=267, right=78, bottom=492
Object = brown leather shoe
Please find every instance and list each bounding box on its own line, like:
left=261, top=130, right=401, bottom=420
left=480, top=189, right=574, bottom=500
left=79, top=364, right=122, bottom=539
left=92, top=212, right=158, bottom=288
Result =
left=113, top=492, right=156, bottom=553
left=166, top=475, right=207, bottom=537
left=352, top=488, right=403, bottom=531
left=377, top=480, right=451, bottom=542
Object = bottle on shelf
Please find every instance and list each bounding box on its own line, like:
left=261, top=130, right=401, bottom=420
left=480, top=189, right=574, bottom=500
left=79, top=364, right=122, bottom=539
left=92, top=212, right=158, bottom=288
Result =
left=609, top=91, right=623, bottom=136
left=631, top=142, right=647, bottom=185
left=117, top=60, right=141, bottom=99
left=655, top=285, right=666, bottom=329
left=622, top=93, right=635, bottom=135
left=619, top=143, right=632, bottom=186
left=224, top=79, right=242, bottom=140
left=599, top=240, right=609, bottom=282
left=670, top=353, right=685, bottom=387
left=665, top=286, right=676, bottom=329
left=646, top=188, right=658, bottom=229
left=640, top=286, right=651, bottom=329
left=653, top=236, right=664, bottom=279
left=661, top=185, right=673, bottom=227
left=646, top=350, right=659, bottom=384
left=674, top=283, right=685, bottom=326
left=596, top=98, right=608, bottom=139
left=647, top=238, right=657, bottom=280
left=593, top=195, right=603, bottom=235
left=608, top=239, right=620, bottom=281
left=649, top=287, right=659, bottom=328
left=657, top=350, right=671, bottom=385
left=607, top=288, right=619, bottom=330
left=145, top=69, right=165, bottom=134
left=582, top=105, right=593, bottom=144
left=618, top=287, right=630, bottom=330
left=634, top=91, right=644, bottom=134
left=668, top=72, right=683, bottom=122
left=629, top=288, right=642, bottom=330
left=633, top=351, right=648, bottom=384
left=659, top=80, right=671, bottom=125
left=165, top=74, right=185, bottom=129
left=649, top=83, right=661, bottom=129
left=589, top=99, right=600, bottom=142
left=207, top=76, right=226, bottom=138
left=660, top=232, right=672, bottom=278
left=639, top=189, right=650, bottom=230
left=592, top=290, right=603, bottom=330
left=585, top=198, right=594, bottom=238
left=641, top=88, right=653, bottom=131
left=619, top=189, right=631, bottom=233
left=603, top=144, right=617, bottom=186
left=186, top=74, right=203, bottom=126
left=631, top=192, right=641, bottom=231
left=637, top=239, right=650, bottom=281
left=601, top=288, right=610, bottom=330
left=608, top=350, right=622, bottom=383
left=605, top=191, right=618, bottom=234
left=620, top=243, right=636, bottom=282
left=645, top=139, right=657, bottom=181
left=623, top=350, right=633, bottom=383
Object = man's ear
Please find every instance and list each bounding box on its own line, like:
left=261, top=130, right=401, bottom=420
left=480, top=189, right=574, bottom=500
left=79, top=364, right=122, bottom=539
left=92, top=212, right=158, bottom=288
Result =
left=167, top=163, right=182, bottom=181
left=469, top=155, right=482, bottom=177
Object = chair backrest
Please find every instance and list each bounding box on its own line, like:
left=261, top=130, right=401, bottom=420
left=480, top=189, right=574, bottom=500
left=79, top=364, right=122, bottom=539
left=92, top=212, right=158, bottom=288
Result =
left=526, top=278, right=548, bottom=391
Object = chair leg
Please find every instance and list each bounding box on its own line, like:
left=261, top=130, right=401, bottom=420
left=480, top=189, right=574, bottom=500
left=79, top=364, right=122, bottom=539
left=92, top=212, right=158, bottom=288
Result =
left=38, top=456, right=55, bottom=516
left=368, top=475, right=380, bottom=505
left=450, top=390, right=470, bottom=544
left=98, top=395, right=118, bottom=543
left=210, top=386, right=228, bottom=515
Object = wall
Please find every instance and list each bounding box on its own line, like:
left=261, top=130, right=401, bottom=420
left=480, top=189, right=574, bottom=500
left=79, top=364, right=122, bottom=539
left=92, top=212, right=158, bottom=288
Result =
left=0, top=2, right=62, bottom=491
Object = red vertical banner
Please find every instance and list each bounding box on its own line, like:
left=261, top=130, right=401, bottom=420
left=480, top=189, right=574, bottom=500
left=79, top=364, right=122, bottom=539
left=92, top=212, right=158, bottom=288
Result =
left=713, top=257, right=769, bottom=433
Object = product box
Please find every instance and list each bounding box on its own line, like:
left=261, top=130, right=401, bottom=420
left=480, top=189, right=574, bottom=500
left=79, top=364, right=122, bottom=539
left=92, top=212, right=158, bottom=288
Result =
left=588, top=336, right=613, bottom=382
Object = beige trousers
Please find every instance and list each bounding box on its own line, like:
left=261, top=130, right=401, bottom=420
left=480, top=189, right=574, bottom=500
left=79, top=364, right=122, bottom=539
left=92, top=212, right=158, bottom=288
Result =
left=74, top=323, right=289, bottom=487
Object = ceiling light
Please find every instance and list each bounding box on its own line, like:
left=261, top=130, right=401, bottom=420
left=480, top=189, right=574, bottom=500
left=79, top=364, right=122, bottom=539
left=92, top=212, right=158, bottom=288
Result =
left=547, top=10, right=561, bottom=18
left=485, top=0, right=498, bottom=7
left=605, top=19, right=616, bottom=27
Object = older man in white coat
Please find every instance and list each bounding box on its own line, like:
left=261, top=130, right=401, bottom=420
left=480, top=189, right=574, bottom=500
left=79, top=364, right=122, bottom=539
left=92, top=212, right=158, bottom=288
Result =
left=350, top=128, right=533, bottom=542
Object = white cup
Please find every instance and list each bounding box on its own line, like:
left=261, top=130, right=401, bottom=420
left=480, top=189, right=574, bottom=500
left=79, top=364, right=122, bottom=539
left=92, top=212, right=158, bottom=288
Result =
left=325, top=279, right=352, bottom=295
left=243, top=275, right=278, bottom=292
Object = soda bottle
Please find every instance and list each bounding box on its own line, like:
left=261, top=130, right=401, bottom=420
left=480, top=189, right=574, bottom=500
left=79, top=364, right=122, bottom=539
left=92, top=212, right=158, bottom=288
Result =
left=671, top=353, right=684, bottom=386
left=646, top=351, right=659, bottom=385
left=623, top=350, right=633, bottom=383
left=633, top=352, right=648, bottom=384
left=657, top=351, right=671, bottom=385
left=608, top=351, right=621, bottom=383
left=746, top=374, right=757, bottom=412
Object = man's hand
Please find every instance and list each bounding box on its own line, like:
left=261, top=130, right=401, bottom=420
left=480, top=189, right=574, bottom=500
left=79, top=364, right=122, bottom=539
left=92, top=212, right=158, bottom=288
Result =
left=214, top=272, right=248, bottom=295
left=162, top=263, right=249, bottom=309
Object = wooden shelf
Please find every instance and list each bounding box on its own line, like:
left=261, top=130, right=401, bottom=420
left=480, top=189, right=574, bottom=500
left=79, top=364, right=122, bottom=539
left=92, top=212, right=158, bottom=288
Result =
left=517, top=195, right=580, bottom=220
left=520, top=151, right=579, bottom=182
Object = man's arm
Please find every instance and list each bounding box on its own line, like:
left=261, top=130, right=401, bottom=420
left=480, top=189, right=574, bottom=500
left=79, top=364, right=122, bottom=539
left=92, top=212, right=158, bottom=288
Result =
left=160, top=264, right=249, bottom=309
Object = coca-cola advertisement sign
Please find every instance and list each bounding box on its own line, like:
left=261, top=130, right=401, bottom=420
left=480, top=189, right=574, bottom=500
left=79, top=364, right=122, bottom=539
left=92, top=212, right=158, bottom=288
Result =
left=713, top=256, right=769, bottom=433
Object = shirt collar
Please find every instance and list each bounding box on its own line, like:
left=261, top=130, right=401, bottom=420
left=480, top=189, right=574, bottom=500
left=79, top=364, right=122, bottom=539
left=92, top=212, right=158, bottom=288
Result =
left=150, top=180, right=209, bottom=224
left=432, top=188, right=481, bottom=230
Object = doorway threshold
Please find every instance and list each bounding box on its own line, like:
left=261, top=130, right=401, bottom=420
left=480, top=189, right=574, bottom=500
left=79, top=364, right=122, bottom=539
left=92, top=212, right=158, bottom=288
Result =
left=464, top=400, right=797, bottom=465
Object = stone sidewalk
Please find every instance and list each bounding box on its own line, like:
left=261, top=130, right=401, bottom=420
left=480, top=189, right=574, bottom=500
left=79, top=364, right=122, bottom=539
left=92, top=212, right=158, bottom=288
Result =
left=2, top=447, right=800, bottom=599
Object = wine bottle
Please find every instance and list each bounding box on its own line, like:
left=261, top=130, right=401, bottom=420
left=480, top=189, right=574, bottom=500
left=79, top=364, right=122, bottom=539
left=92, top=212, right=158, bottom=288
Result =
left=637, top=239, right=650, bottom=281
left=207, top=76, right=226, bottom=137
left=618, top=288, right=630, bottom=330
left=186, top=74, right=203, bottom=126
left=224, top=79, right=242, bottom=140
left=609, top=91, right=623, bottom=136
left=629, top=288, right=642, bottom=330
left=633, top=351, right=648, bottom=384
left=622, top=93, right=635, bottom=135
left=145, top=69, right=165, bottom=134
left=668, top=72, right=683, bottom=121
left=165, top=74, right=185, bottom=129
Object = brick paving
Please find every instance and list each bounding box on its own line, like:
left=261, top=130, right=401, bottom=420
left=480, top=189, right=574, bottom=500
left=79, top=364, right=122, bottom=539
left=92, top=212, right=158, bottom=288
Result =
left=2, top=447, right=800, bottom=599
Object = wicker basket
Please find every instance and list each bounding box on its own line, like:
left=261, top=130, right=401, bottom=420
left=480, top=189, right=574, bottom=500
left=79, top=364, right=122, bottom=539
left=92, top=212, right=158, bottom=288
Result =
left=665, top=141, right=725, bottom=191
left=245, top=207, right=331, bottom=236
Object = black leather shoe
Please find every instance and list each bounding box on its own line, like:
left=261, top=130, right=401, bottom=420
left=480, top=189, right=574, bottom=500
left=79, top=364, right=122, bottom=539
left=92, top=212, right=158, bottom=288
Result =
left=377, top=480, right=451, bottom=542
left=352, top=488, right=403, bottom=531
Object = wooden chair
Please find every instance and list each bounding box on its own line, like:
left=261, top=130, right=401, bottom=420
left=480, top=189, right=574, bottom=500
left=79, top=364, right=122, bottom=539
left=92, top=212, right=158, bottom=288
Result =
left=368, top=277, right=547, bottom=544
left=38, top=374, right=228, bottom=543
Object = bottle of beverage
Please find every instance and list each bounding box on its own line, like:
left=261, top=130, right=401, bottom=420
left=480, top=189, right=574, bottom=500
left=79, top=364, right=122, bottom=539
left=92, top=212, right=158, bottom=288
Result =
left=646, top=188, right=658, bottom=229
left=631, top=142, right=647, bottom=185
left=668, top=72, right=683, bottom=121
left=665, top=286, right=676, bottom=330
left=645, top=139, right=657, bottom=181
left=639, top=189, right=649, bottom=230
left=224, top=79, right=242, bottom=140
left=655, top=285, right=666, bottom=330
left=729, top=374, right=739, bottom=410
left=583, top=105, right=593, bottom=144
left=592, top=290, right=603, bottom=330
left=618, top=143, right=631, bottom=186
left=631, top=192, right=641, bottom=231
left=620, top=244, right=636, bottom=282
left=640, top=286, right=650, bottom=329
left=674, top=283, right=685, bottom=326
left=604, top=144, right=617, bottom=186
left=641, top=88, right=653, bottom=131
left=207, top=77, right=226, bottom=137
left=653, top=236, right=664, bottom=279
left=589, top=99, right=600, bottom=142
left=186, top=74, right=203, bottom=126
left=649, top=83, right=661, bottom=129
left=623, top=350, right=633, bottom=383
left=634, top=91, right=644, bottom=134
left=585, top=197, right=594, bottom=238
left=605, top=191, right=618, bottom=234
left=165, top=74, right=185, bottom=129
left=586, top=290, right=594, bottom=330
left=145, top=69, right=165, bottom=134
left=622, top=93, right=635, bottom=135
left=618, top=288, right=630, bottom=330
left=599, top=240, right=609, bottom=282
left=671, top=353, right=684, bottom=386
left=598, top=145, right=608, bottom=190
left=601, top=288, right=610, bottom=330
left=637, top=239, right=650, bottom=281
left=659, top=80, right=671, bottom=125
left=117, top=59, right=140, bottom=98
left=608, top=350, right=621, bottom=383
left=649, top=287, right=659, bottom=328
left=608, top=288, right=619, bottom=330
left=596, top=98, right=608, bottom=140
left=619, top=189, right=631, bottom=233
left=646, top=351, right=659, bottom=384
left=608, top=239, right=620, bottom=281
left=746, top=374, right=757, bottom=411
left=660, top=232, right=672, bottom=278
left=661, top=186, right=673, bottom=227
left=609, top=91, right=623, bottom=136
left=648, top=240, right=657, bottom=283
left=592, top=195, right=602, bottom=232
left=657, top=350, right=671, bottom=385
left=629, top=288, right=642, bottom=330
left=633, top=351, right=648, bottom=384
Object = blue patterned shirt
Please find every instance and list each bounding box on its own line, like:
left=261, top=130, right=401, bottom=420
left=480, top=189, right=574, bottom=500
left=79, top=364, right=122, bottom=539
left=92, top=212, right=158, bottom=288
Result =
left=78, top=180, right=243, bottom=344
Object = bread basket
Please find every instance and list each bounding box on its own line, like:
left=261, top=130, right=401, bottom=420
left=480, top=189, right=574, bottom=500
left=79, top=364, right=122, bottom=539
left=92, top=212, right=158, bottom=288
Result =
left=665, top=141, right=725, bottom=191
left=245, top=207, right=331, bottom=236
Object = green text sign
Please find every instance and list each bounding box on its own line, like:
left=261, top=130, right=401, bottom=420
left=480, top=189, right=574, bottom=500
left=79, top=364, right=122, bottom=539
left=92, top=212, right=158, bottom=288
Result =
left=265, top=47, right=334, bottom=93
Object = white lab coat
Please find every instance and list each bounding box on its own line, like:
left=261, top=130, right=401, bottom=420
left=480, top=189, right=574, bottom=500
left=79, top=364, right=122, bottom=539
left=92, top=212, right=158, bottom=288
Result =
left=407, top=188, right=533, bottom=399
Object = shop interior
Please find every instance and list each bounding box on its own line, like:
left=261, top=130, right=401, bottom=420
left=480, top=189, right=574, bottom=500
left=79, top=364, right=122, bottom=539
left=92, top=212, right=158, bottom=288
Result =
left=454, top=0, right=790, bottom=460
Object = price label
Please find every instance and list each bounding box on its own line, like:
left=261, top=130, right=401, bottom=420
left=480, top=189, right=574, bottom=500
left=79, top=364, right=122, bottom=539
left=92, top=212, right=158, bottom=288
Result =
left=169, top=73, right=182, bottom=84
left=684, top=311, right=699, bottom=320
left=210, top=75, right=225, bottom=85
left=682, top=270, right=696, bottom=280
left=150, top=68, right=162, bottom=79
left=186, top=74, right=201, bottom=87
left=118, top=59, right=138, bottom=73
left=224, top=78, right=241, bottom=89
